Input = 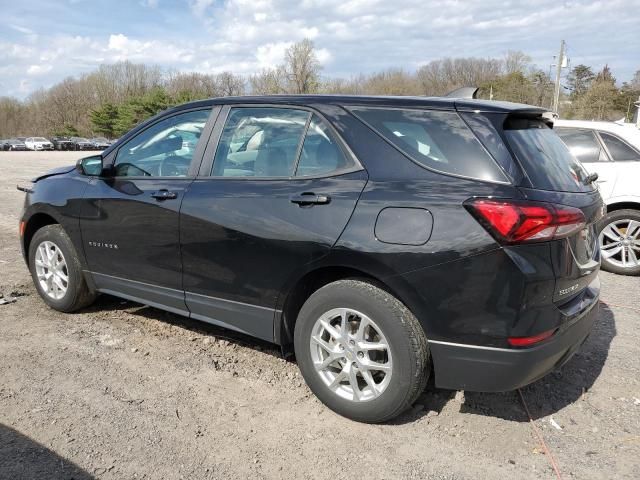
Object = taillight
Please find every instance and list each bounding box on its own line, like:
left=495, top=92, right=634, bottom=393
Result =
left=465, top=198, right=586, bottom=244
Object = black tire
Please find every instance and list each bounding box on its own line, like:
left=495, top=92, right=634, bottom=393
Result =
left=294, top=279, right=430, bottom=423
left=597, top=209, right=640, bottom=276
left=28, top=225, right=97, bottom=312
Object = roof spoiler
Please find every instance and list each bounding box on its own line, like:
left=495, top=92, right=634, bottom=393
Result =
left=444, top=87, right=478, bottom=99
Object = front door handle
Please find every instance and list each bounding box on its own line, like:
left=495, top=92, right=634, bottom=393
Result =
left=151, top=189, right=178, bottom=200
left=289, top=192, right=331, bottom=206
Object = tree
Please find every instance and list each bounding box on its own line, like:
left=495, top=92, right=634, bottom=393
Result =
left=283, top=39, right=321, bottom=94
left=503, top=50, right=532, bottom=74
left=416, top=57, right=503, bottom=96
left=215, top=72, right=245, bottom=96
left=566, top=65, right=595, bottom=99
left=52, top=124, right=80, bottom=137
left=249, top=68, right=288, bottom=95
left=574, top=78, right=619, bottom=121
left=90, top=103, right=119, bottom=138
left=113, top=87, right=173, bottom=136
left=360, top=69, right=420, bottom=95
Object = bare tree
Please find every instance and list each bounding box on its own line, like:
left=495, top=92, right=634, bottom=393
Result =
left=214, top=72, right=245, bottom=96
left=416, top=57, right=503, bottom=95
left=283, top=39, right=321, bottom=94
left=503, top=50, right=532, bottom=74
left=249, top=68, right=288, bottom=95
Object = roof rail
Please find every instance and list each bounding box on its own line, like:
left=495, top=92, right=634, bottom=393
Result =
left=444, top=87, right=478, bottom=99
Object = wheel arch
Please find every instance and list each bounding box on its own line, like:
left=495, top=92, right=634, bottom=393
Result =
left=605, top=201, right=640, bottom=214
left=275, top=264, right=423, bottom=357
left=22, top=212, right=61, bottom=264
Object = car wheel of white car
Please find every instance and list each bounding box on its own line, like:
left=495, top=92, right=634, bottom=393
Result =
left=598, top=209, right=640, bottom=276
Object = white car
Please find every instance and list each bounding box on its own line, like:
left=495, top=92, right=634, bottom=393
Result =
left=554, top=120, right=640, bottom=275
left=24, top=137, right=54, bottom=151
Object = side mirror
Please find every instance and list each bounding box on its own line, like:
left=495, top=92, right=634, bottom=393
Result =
left=76, top=155, right=103, bottom=176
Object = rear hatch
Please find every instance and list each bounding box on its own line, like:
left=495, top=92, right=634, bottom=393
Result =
left=501, top=115, right=604, bottom=305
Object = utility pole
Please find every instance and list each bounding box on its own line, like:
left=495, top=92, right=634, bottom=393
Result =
left=552, top=40, right=565, bottom=113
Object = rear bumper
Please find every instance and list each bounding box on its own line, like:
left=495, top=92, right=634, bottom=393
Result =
left=429, top=292, right=599, bottom=392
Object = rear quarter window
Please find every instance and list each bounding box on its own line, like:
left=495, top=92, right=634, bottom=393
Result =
left=349, top=107, right=509, bottom=183
left=505, top=118, right=594, bottom=193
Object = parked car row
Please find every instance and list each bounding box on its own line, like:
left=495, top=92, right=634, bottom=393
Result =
left=1, top=136, right=113, bottom=151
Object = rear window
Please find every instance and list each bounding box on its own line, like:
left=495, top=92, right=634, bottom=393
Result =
left=350, top=107, right=509, bottom=183
left=599, top=132, right=640, bottom=161
left=504, top=118, right=594, bottom=193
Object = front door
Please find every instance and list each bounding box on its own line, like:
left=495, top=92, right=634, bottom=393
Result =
left=180, top=106, right=368, bottom=341
left=80, top=107, right=214, bottom=313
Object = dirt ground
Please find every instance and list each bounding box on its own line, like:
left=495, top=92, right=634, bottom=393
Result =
left=0, top=151, right=638, bottom=480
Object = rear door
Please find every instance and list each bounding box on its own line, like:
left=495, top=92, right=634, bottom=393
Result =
left=80, top=107, right=215, bottom=313
left=180, top=105, right=368, bottom=341
left=555, top=127, right=618, bottom=200
left=597, top=130, right=640, bottom=200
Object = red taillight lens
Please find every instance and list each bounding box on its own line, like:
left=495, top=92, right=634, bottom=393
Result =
left=508, top=329, right=556, bottom=347
left=465, top=198, right=586, bottom=244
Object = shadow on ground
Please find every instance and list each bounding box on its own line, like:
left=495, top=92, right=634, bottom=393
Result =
left=0, top=424, right=94, bottom=479
left=75, top=294, right=616, bottom=425
left=79, top=293, right=281, bottom=356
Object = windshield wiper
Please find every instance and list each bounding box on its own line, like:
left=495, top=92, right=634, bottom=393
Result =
left=584, top=172, right=599, bottom=185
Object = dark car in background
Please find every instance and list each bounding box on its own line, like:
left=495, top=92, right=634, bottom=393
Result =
left=19, top=95, right=603, bottom=423
left=4, top=138, right=28, bottom=151
left=51, top=137, right=75, bottom=151
left=69, top=137, right=94, bottom=150
left=89, top=137, right=111, bottom=150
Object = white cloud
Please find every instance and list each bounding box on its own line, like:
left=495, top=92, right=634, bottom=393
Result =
left=1, top=0, right=640, bottom=98
left=190, top=0, right=215, bottom=16
left=255, top=42, right=293, bottom=69
left=27, top=64, right=53, bottom=76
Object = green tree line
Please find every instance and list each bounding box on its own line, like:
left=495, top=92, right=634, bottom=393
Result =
left=0, top=39, right=637, bottom=139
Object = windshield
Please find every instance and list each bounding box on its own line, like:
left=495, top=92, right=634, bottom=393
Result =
left=34, top=137, right=48, bottom=141
left=504, top=118, right=594, bottom=193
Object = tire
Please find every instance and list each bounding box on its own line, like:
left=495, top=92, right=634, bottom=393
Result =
left=28, top=225, right=97, bottom=312
left=597, top=209, right=640, bottom=276
left=294, top=279, right=430, bottom=423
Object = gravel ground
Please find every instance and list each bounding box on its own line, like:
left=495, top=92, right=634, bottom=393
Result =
left=0, top=151, right=639, bottom=480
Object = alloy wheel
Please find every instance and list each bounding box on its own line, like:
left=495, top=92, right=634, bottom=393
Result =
left=599, top=219, right=640, bottom=269
left=310, top=308, right=392, bottom=402
left=34, top=241, right=69, bottom=300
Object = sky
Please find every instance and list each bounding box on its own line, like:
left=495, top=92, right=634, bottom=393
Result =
left=1, top=0, right=639, bottom=98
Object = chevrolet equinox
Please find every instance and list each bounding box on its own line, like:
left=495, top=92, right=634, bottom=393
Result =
left=20, top=95, right=603, bottom=422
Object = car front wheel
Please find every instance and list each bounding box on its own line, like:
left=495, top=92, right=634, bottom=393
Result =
left=598, top=209, right=640, bottom=276
left=294, top=279, right=430, bottom=423
left=28, top=225, right=97, bottom=312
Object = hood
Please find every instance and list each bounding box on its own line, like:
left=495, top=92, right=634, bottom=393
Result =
left=32, top=164, right=76, bottom=182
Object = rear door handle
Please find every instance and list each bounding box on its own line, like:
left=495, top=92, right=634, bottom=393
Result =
left=289, top=192, right=331, bottom=206
left=151, top=189, right=178, bottom=200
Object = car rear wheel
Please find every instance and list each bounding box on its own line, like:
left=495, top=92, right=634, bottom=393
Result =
left=28, top=225, right=97, bottom=312
left=598, top=209, right=640, bottom=276
left=294, top=279, right=430, bottom=423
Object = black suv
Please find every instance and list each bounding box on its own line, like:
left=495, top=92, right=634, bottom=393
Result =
left=20, top=95, right=603, bottom=422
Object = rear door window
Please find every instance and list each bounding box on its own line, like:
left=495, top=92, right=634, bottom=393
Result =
left=599, top=132, right=640, bottom=161
left=555, top=128, right=608, bottom=163
left=350, top=107, right=509, bottom=183
left=212, top=107, right=309, bottom=177
left=505, top=118, right=594, bottom=193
